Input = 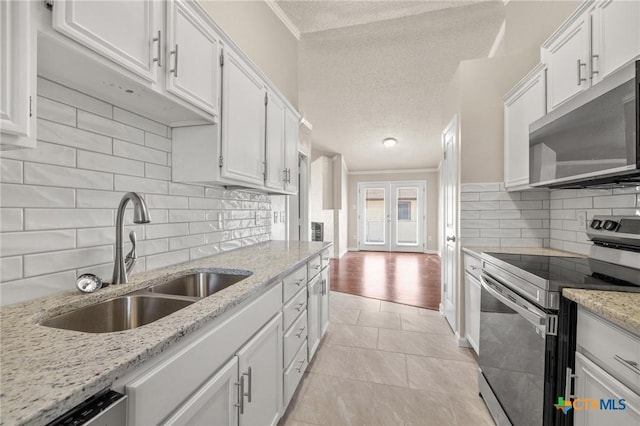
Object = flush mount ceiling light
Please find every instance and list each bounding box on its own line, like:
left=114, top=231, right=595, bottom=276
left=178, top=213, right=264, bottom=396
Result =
left=382, top=137, right=397, bottom=148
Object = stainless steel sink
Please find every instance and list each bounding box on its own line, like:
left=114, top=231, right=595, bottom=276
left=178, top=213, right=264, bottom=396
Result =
left=148, top=270, right=252, bottom=298
left=40, top=295, right=194, bottom=333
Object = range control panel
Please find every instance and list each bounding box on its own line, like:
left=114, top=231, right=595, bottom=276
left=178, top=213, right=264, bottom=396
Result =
left=587, top=215, right=640, bottom=248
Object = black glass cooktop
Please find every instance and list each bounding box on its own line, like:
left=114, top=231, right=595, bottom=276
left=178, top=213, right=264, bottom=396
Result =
left=484, top=253, right=640, bottom=289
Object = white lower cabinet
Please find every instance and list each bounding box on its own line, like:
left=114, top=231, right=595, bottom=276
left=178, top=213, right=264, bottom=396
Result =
left=463, top=252, right=481, bottom=355
left=319, top=266, right=330, bottom=337
left=306, top=275, right=321, bottom=360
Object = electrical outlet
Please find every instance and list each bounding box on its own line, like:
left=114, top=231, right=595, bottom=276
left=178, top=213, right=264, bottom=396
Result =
left=577, top=211, right=587, bottom=230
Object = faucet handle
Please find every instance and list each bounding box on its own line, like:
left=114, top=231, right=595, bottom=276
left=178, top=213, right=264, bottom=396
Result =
left=125, top=231, right=138, bottom=274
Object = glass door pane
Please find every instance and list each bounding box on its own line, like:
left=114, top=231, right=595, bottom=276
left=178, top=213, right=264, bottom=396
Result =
left=395, top=187, right=418, bottom=246
left=364, top=187, right=386, bottom=245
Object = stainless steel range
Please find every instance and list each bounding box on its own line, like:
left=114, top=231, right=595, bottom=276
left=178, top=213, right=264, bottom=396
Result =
left=478, top=215, right=640, bottom=426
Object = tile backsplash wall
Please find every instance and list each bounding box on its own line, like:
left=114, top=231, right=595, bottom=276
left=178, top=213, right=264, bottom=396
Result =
left=460, top=183, right=640, bottom=255
left=0, top=78, right=271, bottom=306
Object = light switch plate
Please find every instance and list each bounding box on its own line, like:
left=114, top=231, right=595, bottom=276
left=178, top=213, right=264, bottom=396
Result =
left=577, top=211, right=587, bottom=230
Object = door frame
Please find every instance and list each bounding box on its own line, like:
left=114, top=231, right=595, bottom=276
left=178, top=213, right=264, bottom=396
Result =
left=288, top=152, right=309, bottom=241
left=356, top=180, right=427, bottom=253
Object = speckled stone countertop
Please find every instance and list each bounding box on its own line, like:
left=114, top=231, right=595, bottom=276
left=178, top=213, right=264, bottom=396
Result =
left=563, top=289, right=640, bottom=337
left=0, top=241, right=330, bottom=426
left=462, top=246, right=584, bottom=258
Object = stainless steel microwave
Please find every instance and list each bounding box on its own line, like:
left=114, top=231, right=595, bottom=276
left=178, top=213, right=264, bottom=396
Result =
left=529, top=59, right=639, bottom=188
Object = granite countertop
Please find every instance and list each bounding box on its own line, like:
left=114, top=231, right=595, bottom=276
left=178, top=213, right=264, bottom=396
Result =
left=0, top=241, right=330, bottom=426
left=563, top=289, right=640, bottom=337
left=462, top=246, right=585, bottom=258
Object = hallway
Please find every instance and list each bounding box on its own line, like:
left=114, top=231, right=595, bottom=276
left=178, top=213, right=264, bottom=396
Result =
left=330, top=252, right=441, bottom=310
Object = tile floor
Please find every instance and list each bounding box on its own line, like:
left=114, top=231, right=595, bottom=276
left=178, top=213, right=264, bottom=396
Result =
left=280, top=291, right=495, bottom=426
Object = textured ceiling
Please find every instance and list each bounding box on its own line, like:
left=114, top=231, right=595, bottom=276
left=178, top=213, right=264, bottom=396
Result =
left=296, top=1, right=505, bottom=171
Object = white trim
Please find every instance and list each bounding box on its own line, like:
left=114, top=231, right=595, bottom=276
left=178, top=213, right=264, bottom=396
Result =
left=348, top=247, right=359, bottom=252
left=349, top=168, right=438, bottom=175
left=488, top=20, right=505, bottom=58
left=300, top=117, right=313, bottom=131
left=425, top=249, right=438, bottom=255
left=264, top=0, right=301, bottom=40
left=338, top=248, right=348, bottom=258
left=456, top=334, right=472, bottom=348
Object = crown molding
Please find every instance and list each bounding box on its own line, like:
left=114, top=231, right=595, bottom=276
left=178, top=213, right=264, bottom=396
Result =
left=348, top=168, right=439, bottom=176
left=264, top=0, right=301, bottom=41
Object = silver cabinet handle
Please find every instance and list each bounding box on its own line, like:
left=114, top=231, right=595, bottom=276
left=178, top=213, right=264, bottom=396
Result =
left=294, top=302, right=305, bottom=312
left=152, top=30, right=162, bottom=67
left=295, top=359, right=305, bottom=373
left=591, top=54, right=599, bottom=78
left=577, top=59, right=587, bottom=85
left=296, top=326, right=306, bottom=338
left=235, top=376, right=245, bottom=414
left=322, top=278, right=327, bottom=295
left=243, top=367, right=252, bottom=403
left=170, top=44, right=179, bottom=77
left=614, top=355, right=640, bottom=375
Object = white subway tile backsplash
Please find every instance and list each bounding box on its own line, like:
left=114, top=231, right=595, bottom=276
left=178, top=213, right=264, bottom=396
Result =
left=169, top=209, right=205, bottom=223
left=189, top=221, right=222, bottom=234
left=460, top=220, right=499, bottom=229
left=460, top=192, right=479, bottom=201
left=522, top=229, right=550, bottom=238
left=500, top=200, right=543, bottom=210
left=0, top=257, right=22, bottom=282
left=500, top=238, right=544, bottom=248
left=76, top=189, right=126, bottom=208
left=76, top=225, right=144, bottom=248
left=481, top=229, right=521, bottom=238
left=480, top=192, right=520, bottom=201
left=459, top=237, right=501, bottom=247
left=189, top=197, right=221, bottom=210
left=37, top=119, right=112, bottom=154
left=146, top=249, right=189, bottom=270
left=113, top=107, right=167, bottom=137
left=460, top=201, right=500, bottom=211
left=23, top=246, right=113, bottom=277
left=145, top=223, right=189, bottom=239
left=137, top=239, right=169, bottom=256
left=0, top=184, right=75, bottom=208
left=1, top=141, right=76, bottom=167
left=220, top=239, right=243, bottom=252
left=500, top=219, right=542, bottom=229
left=521, top=210, right=550, bottom=219
left=0, top=159, right=22, bottom=183
left=190, top=244, right=221, bottom=260
left=144, top=194, right=189, bottom=209
left=612, top=186, right=640, bottom=195
left=145, top=132, right=172, bottom=152
left=593, top=194, right=637, bottom=208
left=24, top=209, right=113, bottom=230
left=169, top=234, right=206, bottom=251
left=460, top=229, right=480, bottom=238
left=169, top=182, right=205, bottom=197
left=205, top=187, right=223, bottom=198
left=480, top=210, right=521, bottom=219
left=114, top=175, right=168, bottom=194
left=460, top=210, right=480, bottom=219
left=145, top=164, right=171, bottom=180
left=0, top=230, right=76, bottom=257
left=77, top=150, right=145, bottom=177
left=520, top=191, right=549, bottom=200
left=563, top=197, right=593, bottom=209
left=38, top=77, right=112, bottom=118
left=37, top=97, right=76, bottom=126
left=461, top=183, right=501, bottom=192
left=550, top=209, right=575, bottom=220
left=114, top=139, right=167, bottom=165
left=24, top=163, right=113, bottom=190
left=78, top=110, right=144, bottom=144
left=550, top=189, right=577, bottom=199
left=612, top=208, right=639, bottom=216
left=0, top=270, right=78, bottom=306
left=0, top=209, right=23, bottom=232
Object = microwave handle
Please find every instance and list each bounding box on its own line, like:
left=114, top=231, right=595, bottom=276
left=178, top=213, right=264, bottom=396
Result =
left=480, top=274, right=547, bottom=334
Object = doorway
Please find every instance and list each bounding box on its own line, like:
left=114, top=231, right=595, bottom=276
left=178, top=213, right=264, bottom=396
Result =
left=441, top=116, right=458, bottom=331
left=357, top=181, right=426, bottom=253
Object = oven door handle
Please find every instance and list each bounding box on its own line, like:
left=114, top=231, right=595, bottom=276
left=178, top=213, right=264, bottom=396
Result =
left=480, top=274, right=547, bottom=334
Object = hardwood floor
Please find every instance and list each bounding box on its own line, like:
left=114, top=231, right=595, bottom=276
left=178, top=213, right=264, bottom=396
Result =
left=329, top=251, right=441, bottom=310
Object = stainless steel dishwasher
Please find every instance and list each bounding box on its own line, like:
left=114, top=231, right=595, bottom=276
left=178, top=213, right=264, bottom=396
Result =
left=46, top=390, right=126, bottom=426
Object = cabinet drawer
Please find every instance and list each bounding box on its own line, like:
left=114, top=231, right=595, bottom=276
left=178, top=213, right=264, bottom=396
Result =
left=284, top=311, right=307, bottom=368
left=577, top=307, right=640, bottom=392
left=463, top=252, right=481, bottom=280
left=284, top=341, right=308, bottom=408
left=283, top=286, right=307, bottom=331
left=320, top=249, right=331, bottom=269
left=308, top=255, right=322, bottom=280
left=283, top=265, right=307, bottom=302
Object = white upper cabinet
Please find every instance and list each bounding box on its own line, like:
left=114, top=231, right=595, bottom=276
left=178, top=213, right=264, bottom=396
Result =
left=503, top=64, right=546, bottom=191
left=1, top=0, right=36, bottom=150
left=284, top=108, right=299, bottom=194
left=52, top=0, right=162, bottom=84
left=542, top=0, right=640, bottom=111
left=590, top=0, right=640, bottom=84
left=542, top=8, right=590, bottom=111
left=166, top=0, right=221, bottom=117
left=220, top=47, right=267, bottom=187
left=265, top=91, right=286, bottom=191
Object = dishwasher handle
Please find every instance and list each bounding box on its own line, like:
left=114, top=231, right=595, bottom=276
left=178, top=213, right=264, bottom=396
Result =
left=480, top=273, right=549, bottom=336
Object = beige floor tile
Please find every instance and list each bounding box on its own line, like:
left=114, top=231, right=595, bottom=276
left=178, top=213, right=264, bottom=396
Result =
left=282, top=419, right=319, bottom=426
left=357, top=311, right=402, bottom=329
left=378, top=328, right=476, bottom=362
left=324, top=323, right=378, bottom=349
left=309, top=344, right=408, bottom=387
left=330, top=306, right=361, bottom=325
left=370, top=383, right=457, bottom=426
left=449, top=394, right=494, bottom=426
left=331, top=292, right=382, bottom=312
left=380, top=300, right=421, bottom=315
left=400, top=313, right=452, bottom=335
left=290, top=373, right=376, bottom=425
left=406, top=354, right=479, bottom=398
left=419, top=307, right=440, bottom=316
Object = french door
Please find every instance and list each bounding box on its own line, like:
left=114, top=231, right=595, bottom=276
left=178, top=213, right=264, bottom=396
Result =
left=357, top=181, right=425, bottom=253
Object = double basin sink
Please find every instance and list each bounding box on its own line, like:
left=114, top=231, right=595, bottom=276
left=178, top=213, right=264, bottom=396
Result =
left=41, top=270, right=252, bottom=333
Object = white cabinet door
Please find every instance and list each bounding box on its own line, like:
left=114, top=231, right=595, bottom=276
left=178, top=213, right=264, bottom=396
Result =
left=52, top=0, right=161, bottom=84
left=237, top=314, right=282, bottom=426
left=265, top=91, right=286, bottom=191
left=319, top=266, right=330, bottom=337
left=166, top=0, right=220, bottom=117
left=307, top=276, right=321, bottom=360
left=220, top=47, right=266, bottom=187
left=590, top=0, right=640, bottom=84
left=162, top=357, right=238, bottom=426
left=574, top=352, right=640, bottom=426
left=503, top=65, right=546, bottom=190
left=284, top=108, right=299, bottom=194
left=1, top=0, right=36, bottom=149
left=464, top=271, right=480, bottom=355
left=543, top=11, right=590, bottom=111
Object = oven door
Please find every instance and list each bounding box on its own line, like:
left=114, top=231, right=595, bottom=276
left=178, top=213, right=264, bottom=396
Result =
left=479, top=273, right=557, bottom=426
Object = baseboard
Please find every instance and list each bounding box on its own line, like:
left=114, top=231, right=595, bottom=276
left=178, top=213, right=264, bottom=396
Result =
left=347, top=247, right=359, bottom=252
left=424, top=249, right=438, bottom=254
left=456, top=334, right=472, bottom=348
left=338, top=248, right=348, bottom=258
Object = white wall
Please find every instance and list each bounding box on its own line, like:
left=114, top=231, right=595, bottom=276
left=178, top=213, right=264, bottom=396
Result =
left=0, top=78, right=272, bottom=306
